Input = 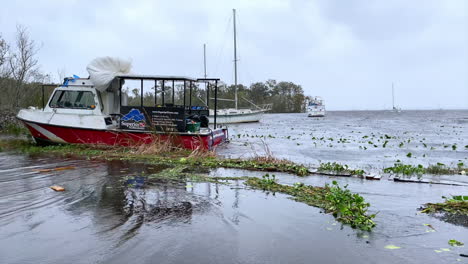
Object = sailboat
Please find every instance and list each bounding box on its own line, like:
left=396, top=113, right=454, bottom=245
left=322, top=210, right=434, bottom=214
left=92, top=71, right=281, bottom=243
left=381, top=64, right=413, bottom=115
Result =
left=392, top=82, right=402, bottom=112
left=209, top=9, right=271, bottom=124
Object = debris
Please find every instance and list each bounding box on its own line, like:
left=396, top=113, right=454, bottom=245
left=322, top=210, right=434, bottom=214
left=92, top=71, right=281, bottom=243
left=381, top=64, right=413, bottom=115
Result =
left=34, top=166, right=76, bottom=173
left=384, top=245, right=401, bottom=250
left=50, top=185, right=65, bottom=192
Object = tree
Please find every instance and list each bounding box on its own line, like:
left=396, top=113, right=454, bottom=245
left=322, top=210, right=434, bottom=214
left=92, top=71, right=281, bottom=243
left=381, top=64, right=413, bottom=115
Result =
left=8, top=25, right=40, bottom=107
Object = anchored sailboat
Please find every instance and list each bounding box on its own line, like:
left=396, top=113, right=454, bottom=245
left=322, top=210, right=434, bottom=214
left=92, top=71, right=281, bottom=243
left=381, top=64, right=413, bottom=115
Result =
left=392, top=82, right=401, bottom=112
left=209, top=9, right=271, bottom=124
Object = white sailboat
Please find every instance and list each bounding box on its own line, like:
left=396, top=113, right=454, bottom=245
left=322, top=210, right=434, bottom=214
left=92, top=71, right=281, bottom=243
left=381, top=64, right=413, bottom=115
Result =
left=392, top=82, right=402, bottom=112
left=209, top=9, right=271, bottom=124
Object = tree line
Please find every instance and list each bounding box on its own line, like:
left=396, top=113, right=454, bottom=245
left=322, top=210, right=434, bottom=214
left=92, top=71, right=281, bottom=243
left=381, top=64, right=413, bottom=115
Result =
left=1, top=26, right=307, bottom=113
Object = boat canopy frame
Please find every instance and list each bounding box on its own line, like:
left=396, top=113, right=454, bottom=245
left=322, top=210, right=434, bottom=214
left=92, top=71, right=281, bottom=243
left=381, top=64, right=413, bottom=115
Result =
left=116, top=75, right=221, bottom=129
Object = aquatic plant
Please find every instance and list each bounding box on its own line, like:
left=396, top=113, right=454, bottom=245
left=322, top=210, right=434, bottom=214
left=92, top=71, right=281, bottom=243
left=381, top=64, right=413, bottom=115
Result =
left=317, top=162, right=365, bottom=176
left=406, top=152, right=412, bottom=158
left=448, top=239, right=464, bottom=247
left=382, top=140, right=388, bottom=148
left=383, top=163, right=425, bottom=176
left=245, top=178, right=376, bottom=231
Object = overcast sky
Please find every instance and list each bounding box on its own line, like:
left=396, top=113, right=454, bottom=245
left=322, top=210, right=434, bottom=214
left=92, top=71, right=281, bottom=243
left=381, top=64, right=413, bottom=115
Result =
left=1, top=0, right=467, bottom=110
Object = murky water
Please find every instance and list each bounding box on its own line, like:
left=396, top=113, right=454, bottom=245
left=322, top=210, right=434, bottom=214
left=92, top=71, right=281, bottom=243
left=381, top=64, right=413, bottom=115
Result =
left=221, top=110, right=468, bottom=170
left=1, top=110, right=468, bottom=264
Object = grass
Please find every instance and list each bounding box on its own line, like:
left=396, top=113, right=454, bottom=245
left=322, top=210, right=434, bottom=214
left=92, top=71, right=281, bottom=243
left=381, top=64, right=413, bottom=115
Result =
left=245, top=176, right=376, bottom=231
left=420, top=196, right=468, bottom=215
left=0, top=123, right=29, bottom=136
left=0, top=138, right=311, bottom=176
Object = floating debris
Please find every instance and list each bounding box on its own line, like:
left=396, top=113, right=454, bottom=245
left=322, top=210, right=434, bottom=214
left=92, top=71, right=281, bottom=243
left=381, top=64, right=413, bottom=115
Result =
left=34, top=166, right=76, bottom=173
left=384, top=245, right=401, bottom=250
left=50, top=185, right=65, bottom=192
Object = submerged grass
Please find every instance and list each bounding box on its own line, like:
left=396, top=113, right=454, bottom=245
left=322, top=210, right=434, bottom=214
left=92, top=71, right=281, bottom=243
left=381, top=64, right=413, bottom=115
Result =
left=0, top=138, right=311, bottom=176
left=245, top=175, right=376, bottom=231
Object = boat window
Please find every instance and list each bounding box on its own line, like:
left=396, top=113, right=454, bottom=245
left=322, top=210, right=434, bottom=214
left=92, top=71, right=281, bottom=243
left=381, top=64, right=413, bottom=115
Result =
left=49, top=90, right=96, bottom=109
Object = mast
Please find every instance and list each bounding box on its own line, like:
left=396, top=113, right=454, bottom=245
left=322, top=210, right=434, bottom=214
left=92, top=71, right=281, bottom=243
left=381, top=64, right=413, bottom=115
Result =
left=233, top=9, right=238, bottom=109
left=203, top=43, right=207, bottom=79
left=392, top=82, right=395, bottom=110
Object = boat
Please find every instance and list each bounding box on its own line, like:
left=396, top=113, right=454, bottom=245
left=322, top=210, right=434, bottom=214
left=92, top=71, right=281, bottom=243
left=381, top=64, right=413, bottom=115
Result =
left=307, top=96, right=326, bottom=117
left=391, top=82, right=402, bottom=112
left=209, top=9, right=271, bottom=124
left=17, top=57, right=228, bottom=150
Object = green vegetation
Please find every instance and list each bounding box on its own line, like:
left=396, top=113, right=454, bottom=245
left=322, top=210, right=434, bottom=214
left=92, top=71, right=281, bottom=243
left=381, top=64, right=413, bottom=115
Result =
left=384, top=163, right=467, bottom=176
left=318, top=162, right=365, bottom=176
left=0, top=123, right=29, bottom=136
left=384, top=163, right=425, bottom=176
left=448, top=239, right=464, bottom=247
left=245, top=177, right=376, bottom=231
left=0, top=138, right=310, bottom=176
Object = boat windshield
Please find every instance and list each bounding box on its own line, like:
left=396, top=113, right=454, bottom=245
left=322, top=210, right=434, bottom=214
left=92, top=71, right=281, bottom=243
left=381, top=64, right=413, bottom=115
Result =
left=49, top=90, right=96, bottom=109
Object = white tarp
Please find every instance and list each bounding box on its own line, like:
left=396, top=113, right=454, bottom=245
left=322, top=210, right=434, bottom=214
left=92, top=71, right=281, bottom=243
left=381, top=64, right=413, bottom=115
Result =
left=86, top=57, right=132, bottom=92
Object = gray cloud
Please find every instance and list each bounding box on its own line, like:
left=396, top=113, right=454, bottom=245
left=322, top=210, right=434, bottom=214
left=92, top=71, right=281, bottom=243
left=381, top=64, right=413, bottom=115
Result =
left=1, top=0, right=467, bottom=110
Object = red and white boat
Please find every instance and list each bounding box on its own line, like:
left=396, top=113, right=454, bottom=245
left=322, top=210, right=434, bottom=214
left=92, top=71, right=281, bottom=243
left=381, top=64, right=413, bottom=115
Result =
left=17, top=58, right=228, bottom=150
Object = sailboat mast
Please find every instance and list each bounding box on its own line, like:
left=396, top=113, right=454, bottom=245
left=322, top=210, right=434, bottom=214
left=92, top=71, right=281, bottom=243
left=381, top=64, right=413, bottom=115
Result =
left=233, top=9, right=238, bottom=109
left=392, top=82, right=395, bottom=109
left=203, top=43, right=207, bottom=79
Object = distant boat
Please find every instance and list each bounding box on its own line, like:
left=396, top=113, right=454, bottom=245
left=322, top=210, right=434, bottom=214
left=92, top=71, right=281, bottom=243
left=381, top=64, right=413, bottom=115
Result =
left=307, top=96, right=326, bottom=117
left=209, top=9, right=271, bottom=124
left=392, top=82, right=402, bottom=112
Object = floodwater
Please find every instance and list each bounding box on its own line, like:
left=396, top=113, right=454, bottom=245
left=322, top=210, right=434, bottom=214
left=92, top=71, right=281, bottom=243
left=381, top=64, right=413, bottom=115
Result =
left=1, top=110, right=468, bottom=264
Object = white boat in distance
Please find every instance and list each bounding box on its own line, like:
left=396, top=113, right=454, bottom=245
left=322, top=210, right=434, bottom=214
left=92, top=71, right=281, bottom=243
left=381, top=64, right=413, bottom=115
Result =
left=209, top=108, right=267, bottom=124
left=307, top=96, right=326, bottom=117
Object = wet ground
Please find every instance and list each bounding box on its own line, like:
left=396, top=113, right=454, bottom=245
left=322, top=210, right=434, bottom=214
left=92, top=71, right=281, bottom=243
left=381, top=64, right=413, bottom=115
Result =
left=1, top=110, right=468, bottom=263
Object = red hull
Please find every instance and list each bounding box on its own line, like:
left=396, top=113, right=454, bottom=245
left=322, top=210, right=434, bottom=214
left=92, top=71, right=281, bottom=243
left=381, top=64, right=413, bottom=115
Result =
left=21, top=121, right=227, bottom=150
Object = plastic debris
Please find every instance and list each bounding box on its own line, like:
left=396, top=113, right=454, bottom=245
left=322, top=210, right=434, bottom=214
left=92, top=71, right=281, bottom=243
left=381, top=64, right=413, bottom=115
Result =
left=50, top=185, right=65, bottom=192
left=87, top=57, right=132, bottom=92
left=384, top=245, right=401, bottom=250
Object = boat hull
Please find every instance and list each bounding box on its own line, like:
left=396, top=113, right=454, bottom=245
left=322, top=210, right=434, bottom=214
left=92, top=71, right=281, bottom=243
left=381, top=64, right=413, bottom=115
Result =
left=20, top=120, right=227, bottom=150
left=209, top=111, right=264, bottom=124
